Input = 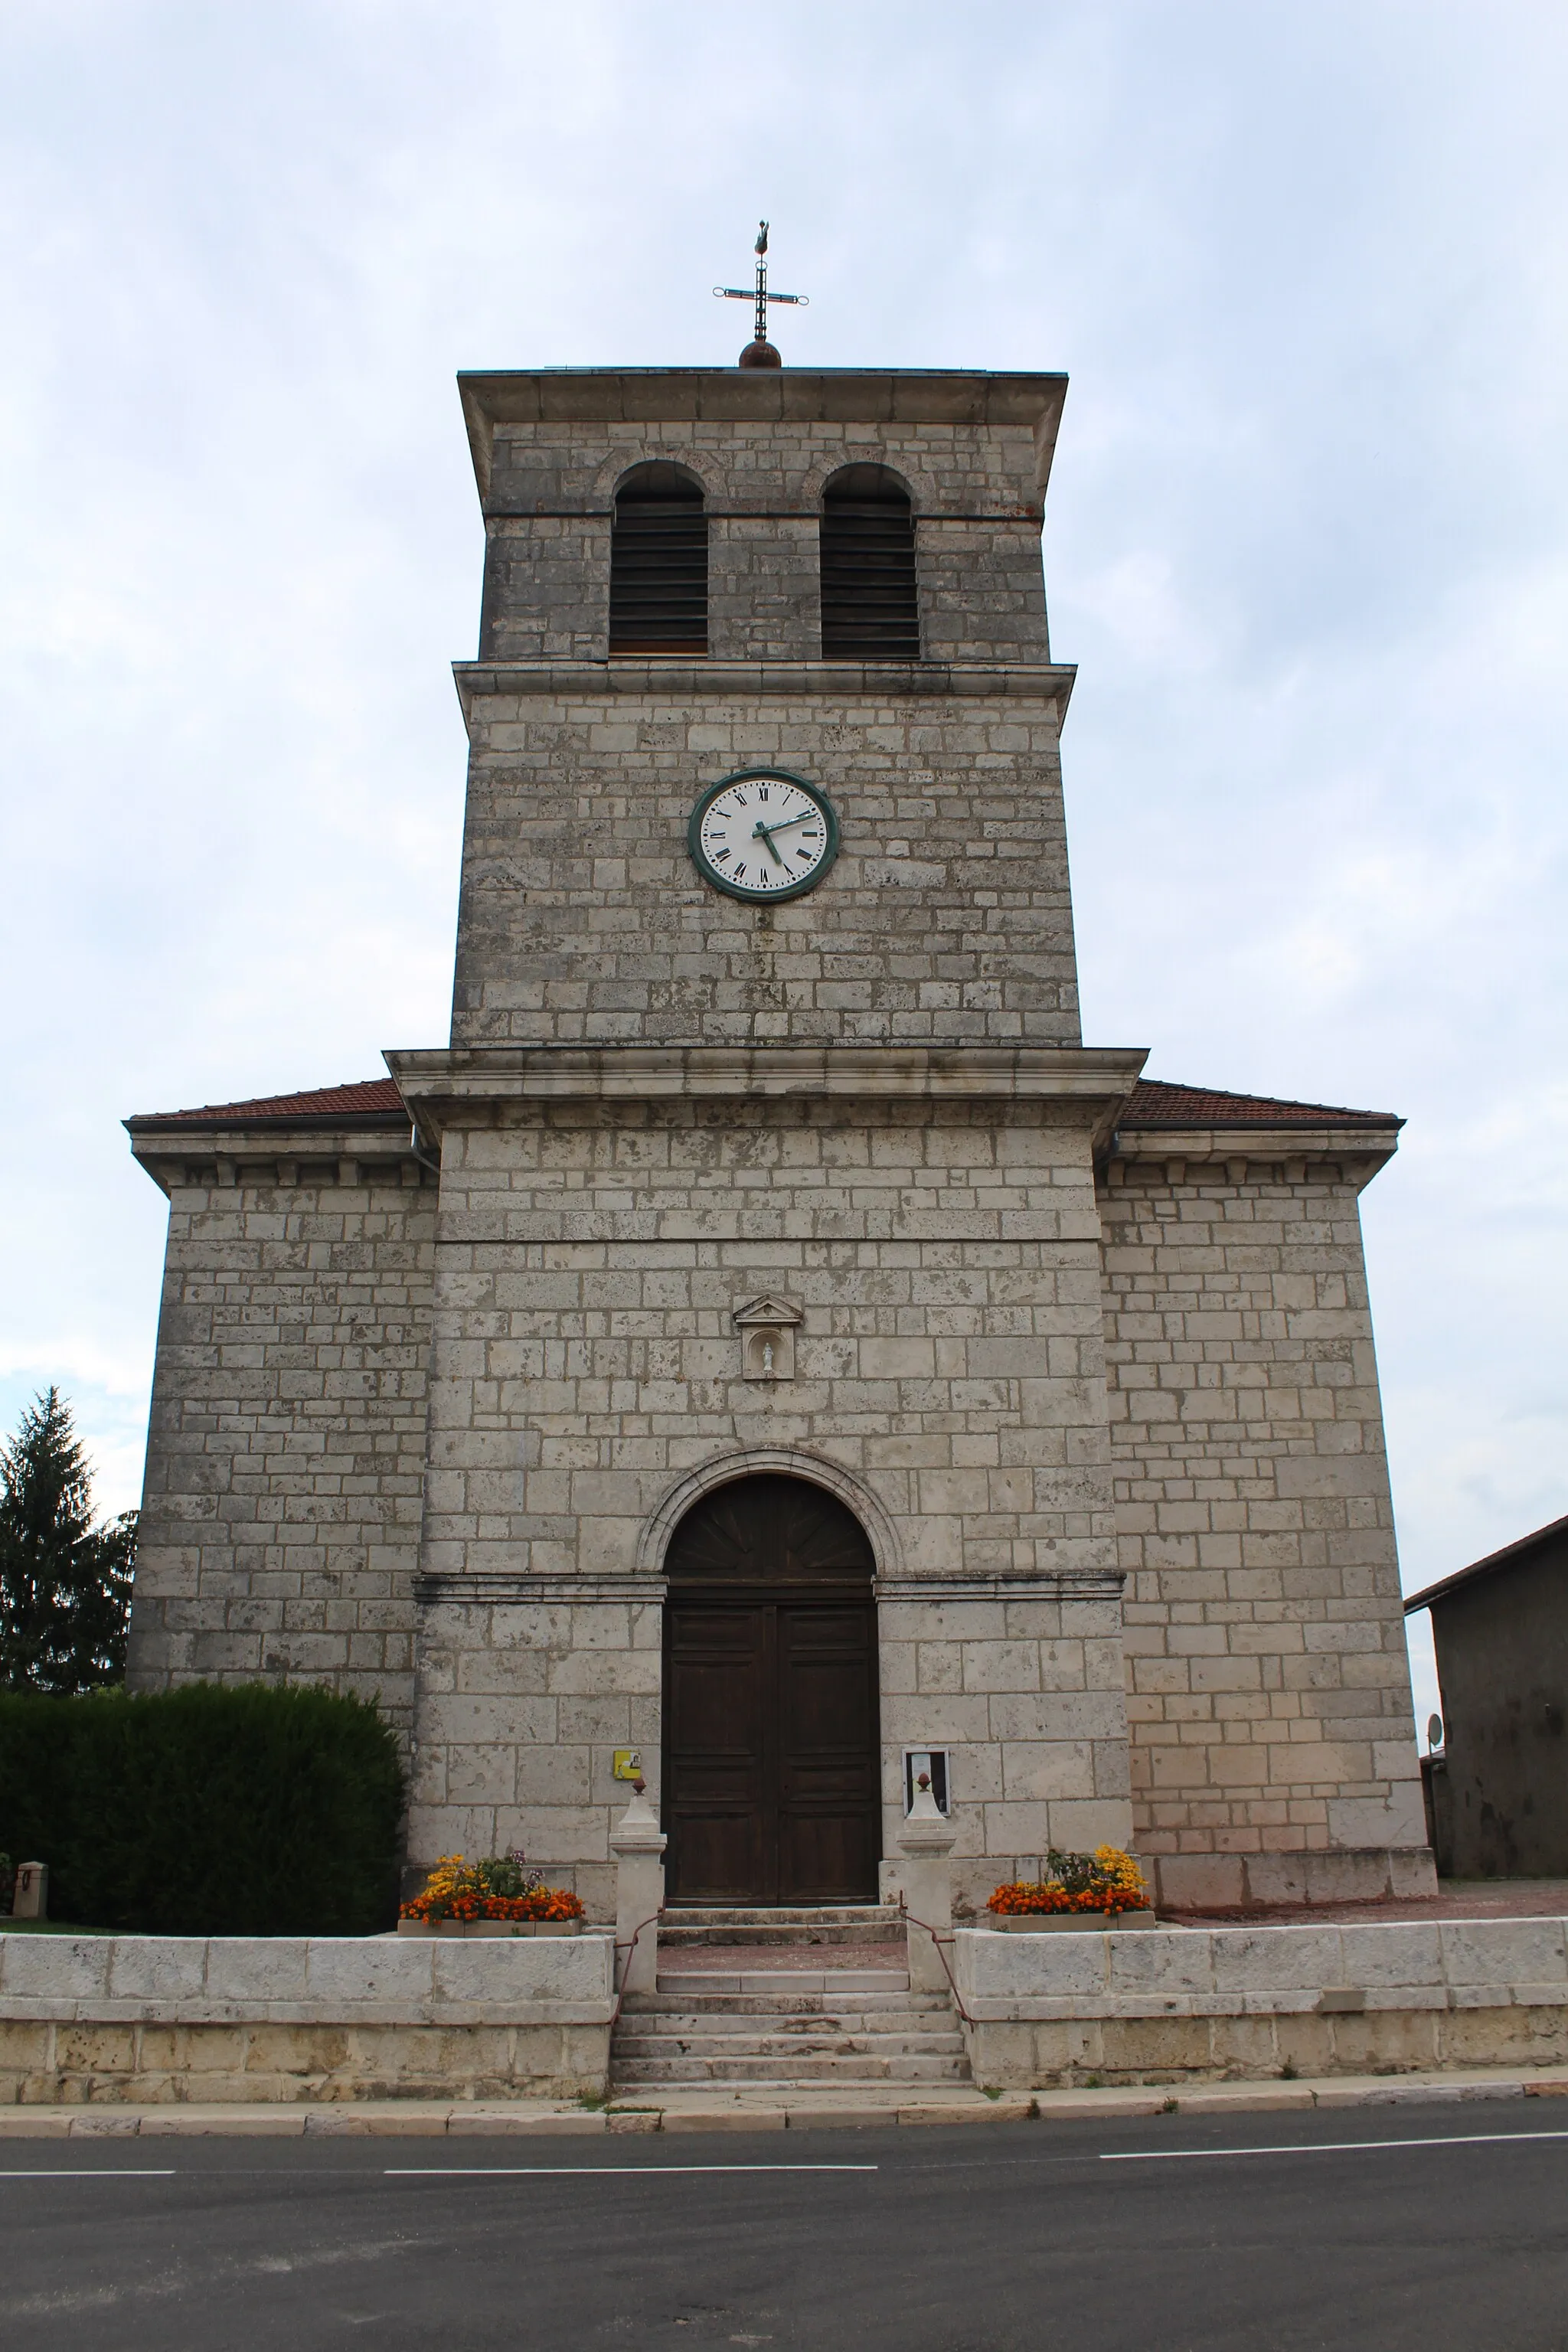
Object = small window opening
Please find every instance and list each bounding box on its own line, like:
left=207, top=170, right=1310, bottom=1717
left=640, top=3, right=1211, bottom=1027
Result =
left=819, top=465, right=920, bottom=662
left=609, top=462, right=707, bottom=655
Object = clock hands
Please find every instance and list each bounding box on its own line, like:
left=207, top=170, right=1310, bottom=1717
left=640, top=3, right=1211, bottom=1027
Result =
left=750, top=810, right=818, bottom=865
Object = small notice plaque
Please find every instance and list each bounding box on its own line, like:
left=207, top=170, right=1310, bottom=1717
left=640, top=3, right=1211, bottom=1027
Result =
left=612, top=1749, right=643, bottom=1782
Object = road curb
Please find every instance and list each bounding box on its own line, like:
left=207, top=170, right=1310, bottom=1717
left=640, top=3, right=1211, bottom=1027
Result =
left=4, top=2069, right=1567, bottom=2137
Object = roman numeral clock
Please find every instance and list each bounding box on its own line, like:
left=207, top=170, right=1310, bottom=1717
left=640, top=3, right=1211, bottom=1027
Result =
left=688, top=769, right=839, bottom=900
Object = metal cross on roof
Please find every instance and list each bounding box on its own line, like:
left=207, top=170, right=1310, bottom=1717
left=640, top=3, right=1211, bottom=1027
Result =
left=714, top=221, right=808, bottom=362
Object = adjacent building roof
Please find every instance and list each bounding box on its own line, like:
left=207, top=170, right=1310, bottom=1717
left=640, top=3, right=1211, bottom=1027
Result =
left=126, top=1079, right=407, bottom=1132
left=1403, top=1513, right=1568, bottom=1616
left=1119, top=1080, right=1398, bottom=1130
left=126, top=1073, right=1399, bottom=1133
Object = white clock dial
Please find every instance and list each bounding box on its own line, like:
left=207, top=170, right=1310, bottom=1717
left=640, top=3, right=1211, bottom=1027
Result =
left=688, top=770, right=838, bottom=901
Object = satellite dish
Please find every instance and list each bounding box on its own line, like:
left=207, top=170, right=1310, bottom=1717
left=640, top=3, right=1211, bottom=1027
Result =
left=1426, top=1713, right=1444, bottom=1752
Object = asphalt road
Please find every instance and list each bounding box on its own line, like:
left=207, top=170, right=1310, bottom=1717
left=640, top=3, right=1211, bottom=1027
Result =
left=4, top=2107, right=1568, bottom=2350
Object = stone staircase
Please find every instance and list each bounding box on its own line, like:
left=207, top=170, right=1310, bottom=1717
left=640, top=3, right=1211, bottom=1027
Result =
left=611, top=1905, right=972, bottom=2093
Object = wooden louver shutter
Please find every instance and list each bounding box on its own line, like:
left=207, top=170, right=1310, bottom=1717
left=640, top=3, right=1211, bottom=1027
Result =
left=609, top=464, right=707, bottom=655
left=819, top=466, right=920, bottom=662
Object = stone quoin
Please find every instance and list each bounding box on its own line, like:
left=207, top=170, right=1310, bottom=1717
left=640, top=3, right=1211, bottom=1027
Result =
left=122, top=361, right=1433, bottom=1918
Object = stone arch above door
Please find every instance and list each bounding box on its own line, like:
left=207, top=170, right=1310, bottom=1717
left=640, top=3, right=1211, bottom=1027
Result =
left=637, top=1447, right=903, bottom=1586
left=665, top=1472, right=874, bottom=1591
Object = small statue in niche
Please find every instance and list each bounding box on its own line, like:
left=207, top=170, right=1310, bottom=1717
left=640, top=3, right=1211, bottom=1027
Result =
left=733, top=1293, right=802, bottom=1381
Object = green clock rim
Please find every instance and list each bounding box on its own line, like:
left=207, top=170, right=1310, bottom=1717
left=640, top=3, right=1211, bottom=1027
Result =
left=687, top=768, right=841, bottom=903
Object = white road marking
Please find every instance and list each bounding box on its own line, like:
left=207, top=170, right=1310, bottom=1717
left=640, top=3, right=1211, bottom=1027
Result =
left=1102, top=2129, right=1568, bottom=2163
left=0, top=2168, right=177, bottom=2178
left=384, top=2163, right=877, bottom=2177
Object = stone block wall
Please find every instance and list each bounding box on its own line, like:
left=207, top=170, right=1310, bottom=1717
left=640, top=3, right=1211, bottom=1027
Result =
left=449, top=677, right=1080, bottom=1049
left=126, top=1129, right=436, bottom=1733
left=410, top=1599, right=662, bottom=1921
left=1099, top=1145, right=1429, bottom=1903
left=707, top=514, right=820, bottom=661
left=0, top=1932, right=614, bottom=2105
left=953, top=1916, right=1568, bottom=2087
left=479, top=515, right=610, bottom=662
left=877, top=1592, right=1132, bottom=1916
left=402, top=1088, right=1135, bottom=1896
left=472, top=381, right=1060, bottom=668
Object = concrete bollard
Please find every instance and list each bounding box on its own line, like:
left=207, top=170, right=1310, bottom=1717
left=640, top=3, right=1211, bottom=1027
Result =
left=11, top=1862, right=48, bottom=1921
left=609, top=1782, right=665, bottom=1995
left=897, top=1783, right=956, bottom=1994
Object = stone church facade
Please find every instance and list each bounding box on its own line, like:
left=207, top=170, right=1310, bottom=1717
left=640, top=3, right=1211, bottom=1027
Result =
left=123, top=365, right=1434, bottom=1914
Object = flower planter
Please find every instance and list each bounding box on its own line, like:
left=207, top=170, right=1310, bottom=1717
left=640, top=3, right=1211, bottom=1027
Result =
left=397, top=1918, right=584, bottom=1939
left=985, top=1910, right=1160, bottom=1933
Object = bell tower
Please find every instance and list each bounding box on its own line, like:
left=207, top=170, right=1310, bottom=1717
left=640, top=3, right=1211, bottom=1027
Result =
left=389, top=364, right=1145, bottom=1913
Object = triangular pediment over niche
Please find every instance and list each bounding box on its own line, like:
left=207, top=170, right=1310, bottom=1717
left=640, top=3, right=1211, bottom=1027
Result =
left=731, top=1294, right=803, bottom=1328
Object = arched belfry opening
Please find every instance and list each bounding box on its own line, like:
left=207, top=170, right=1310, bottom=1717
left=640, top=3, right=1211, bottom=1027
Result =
left=662, top=1475, right=881, bottom=1906
left=818, top=464, right=920, bottom=662
left=608, top=462, right=707, bottom=655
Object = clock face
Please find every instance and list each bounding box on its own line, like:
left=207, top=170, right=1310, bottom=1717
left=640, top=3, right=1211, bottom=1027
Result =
left=688, top=769, right=839, bottom=902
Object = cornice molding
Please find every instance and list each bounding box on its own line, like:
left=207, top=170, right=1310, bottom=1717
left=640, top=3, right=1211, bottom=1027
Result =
left=875, top=1573, right=1125, bottom=1604
left=124, top=1119, right=425, bottom=1199
left=452, top=658, right=1076, bottom=714
left=414, top=1573, right=665, bottom=1607
left=458, top=368, right=1069, bottom=501
left=384, top=1044, right=1148, bottom=1148
left=1109, top=1122, right=1400, bottom=1184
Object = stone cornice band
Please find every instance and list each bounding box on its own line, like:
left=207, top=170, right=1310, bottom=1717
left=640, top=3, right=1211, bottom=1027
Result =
left=384, top=1044, right=1149, bottom=1153
left=452, top=658, right=1077, bottom=714
left=411, top=1571, right=1122, bottom=1607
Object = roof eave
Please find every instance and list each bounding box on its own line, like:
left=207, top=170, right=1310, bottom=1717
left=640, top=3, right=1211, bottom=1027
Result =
left=457, top=367, right=1070, bottom=505
left=1112, top=1120, right=1401, bottom=1184
left=1403, top=1511, right=1568, bottom=1615
left=124, top=1112, right=419, bottom=1199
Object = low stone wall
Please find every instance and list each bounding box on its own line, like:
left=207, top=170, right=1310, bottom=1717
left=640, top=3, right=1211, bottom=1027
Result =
left=1146, top=1846, right=1439, bottom=1912
left=0, top=1933, right=616, bottom=2105
left=952, top=1916, right=1568, bottom=2089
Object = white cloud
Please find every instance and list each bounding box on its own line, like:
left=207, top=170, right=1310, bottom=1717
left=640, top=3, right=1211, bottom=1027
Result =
left=2, top=0, right=1565, bottom=1725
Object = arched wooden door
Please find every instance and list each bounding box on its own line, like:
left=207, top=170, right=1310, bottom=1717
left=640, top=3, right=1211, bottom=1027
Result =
left=662, top=1475, right=880, bottom=1906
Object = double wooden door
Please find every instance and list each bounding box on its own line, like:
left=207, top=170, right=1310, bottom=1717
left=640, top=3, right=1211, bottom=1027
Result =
left=662, top=1477, right=880, bottom=1906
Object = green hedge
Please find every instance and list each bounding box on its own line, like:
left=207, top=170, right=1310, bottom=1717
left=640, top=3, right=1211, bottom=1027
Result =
left=0, top=1683, right=404, bottom=1935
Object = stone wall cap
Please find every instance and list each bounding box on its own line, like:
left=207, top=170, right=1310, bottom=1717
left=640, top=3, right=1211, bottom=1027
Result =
left=458, top=368, right=1069, bottom=498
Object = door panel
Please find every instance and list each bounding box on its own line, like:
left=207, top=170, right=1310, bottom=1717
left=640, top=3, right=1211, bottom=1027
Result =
left=777, top=1602, right=880, bottom=1903
left=665, top=1605, right=769, bottom=1903
left=663, top=1476, right=880, bottom=1907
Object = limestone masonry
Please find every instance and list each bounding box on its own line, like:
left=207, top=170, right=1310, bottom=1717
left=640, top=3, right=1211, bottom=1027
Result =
left=124, top=366, right=1432, bottom=1914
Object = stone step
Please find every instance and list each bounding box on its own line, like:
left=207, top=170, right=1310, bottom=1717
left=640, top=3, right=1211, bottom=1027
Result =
left=616, top=2031, right=968, bottom=2061
left=662, top=1906, right=902, bottom=1928
left=658, top=1923, right=904, bottom=1949
left=654, top=1969, right=911, bottom=1996
left=612, top=2053, right=972, bottom=2086
left=626, top=1984, right=943, bottom=2006
left=622, top=1997, right=952, bottom=2024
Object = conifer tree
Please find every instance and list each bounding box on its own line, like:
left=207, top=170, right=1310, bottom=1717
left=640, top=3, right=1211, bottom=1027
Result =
left=0, top=1389, right=136, bottom=1694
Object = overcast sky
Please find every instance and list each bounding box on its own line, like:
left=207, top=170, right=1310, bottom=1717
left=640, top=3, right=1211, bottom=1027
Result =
left=3, top=2, right=1564, bottom=1727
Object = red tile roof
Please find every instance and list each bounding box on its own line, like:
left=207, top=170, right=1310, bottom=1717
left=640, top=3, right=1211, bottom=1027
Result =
left=127, top=1073, right=1400, bottom=1131
left=1120, top=1080, right=1399, bottom=1129
left=129, top=1078, right=407, bottom=1129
